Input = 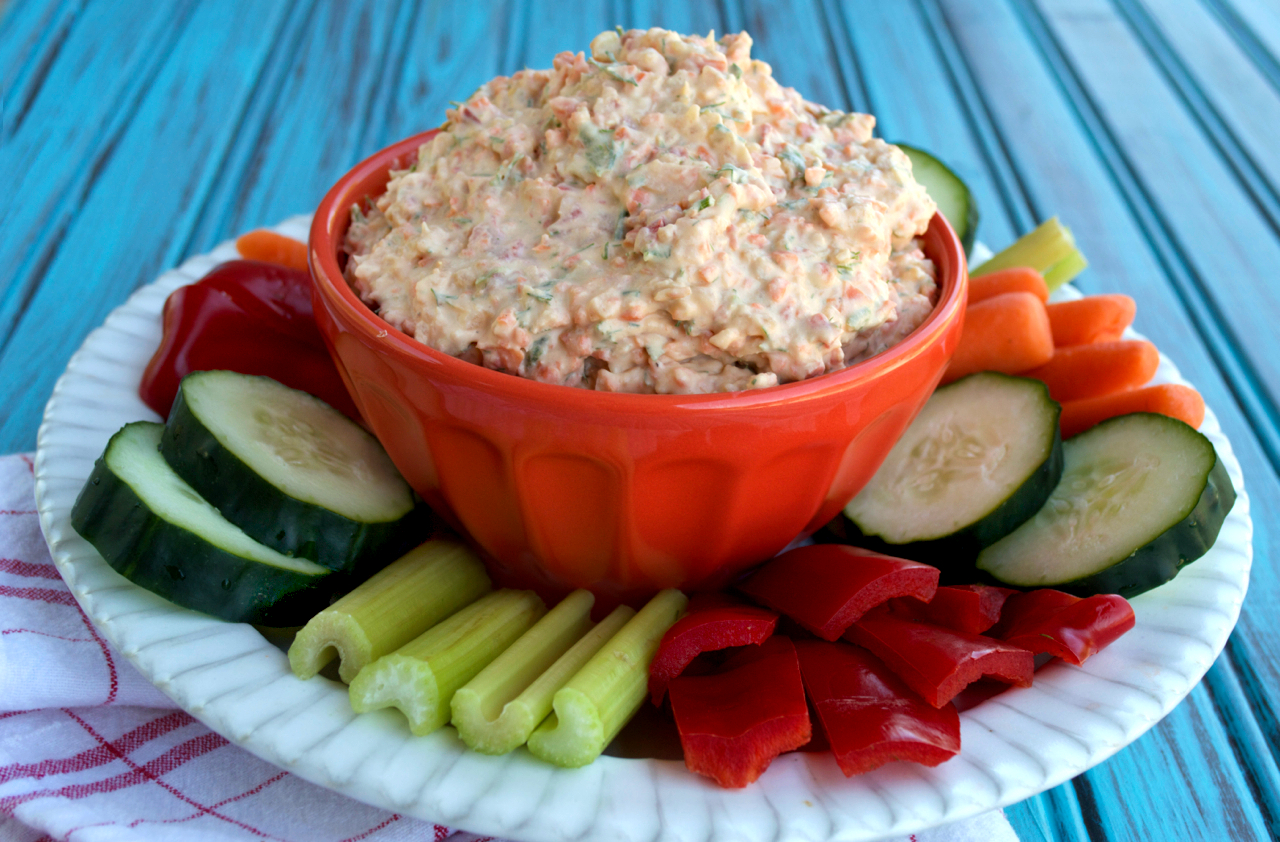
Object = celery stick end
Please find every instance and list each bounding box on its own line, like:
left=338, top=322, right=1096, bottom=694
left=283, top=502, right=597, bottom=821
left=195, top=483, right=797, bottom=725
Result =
left=289, top=612, right=372, bottom=682
left=452, top=688, right=536, bottom=755
left=1043, top=250, right=1089, bottom=291
left=527, top=687, right=605, bottom=768
left=287, top=633, right=329, bottom=680
left=349, top=654, right=446, bottom=736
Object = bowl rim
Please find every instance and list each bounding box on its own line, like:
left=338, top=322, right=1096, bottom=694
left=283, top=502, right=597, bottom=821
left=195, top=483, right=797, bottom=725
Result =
left=309, top=130, right=968, bottom=412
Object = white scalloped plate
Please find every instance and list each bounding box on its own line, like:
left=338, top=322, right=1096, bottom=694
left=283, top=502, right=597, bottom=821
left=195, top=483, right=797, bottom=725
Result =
left=34, top=216, right=1252, bottom=842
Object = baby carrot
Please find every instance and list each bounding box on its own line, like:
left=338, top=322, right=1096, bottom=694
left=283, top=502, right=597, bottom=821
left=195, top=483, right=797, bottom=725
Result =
left=967, top=267, right=1049, bottom=305
left=941, top=291, right=1054, bottom=385
left=235, top=229, right=309, bottom=272
left=1059, top=383, right=1205, bottom=438
left=1021, top=340, right=1159, bottom=402
left=1046, top=294, right=1136, bottom=347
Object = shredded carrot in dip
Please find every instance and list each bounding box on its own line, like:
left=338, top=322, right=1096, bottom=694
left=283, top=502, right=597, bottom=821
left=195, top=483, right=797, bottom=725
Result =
left=345, top=28, right=937, bottom=394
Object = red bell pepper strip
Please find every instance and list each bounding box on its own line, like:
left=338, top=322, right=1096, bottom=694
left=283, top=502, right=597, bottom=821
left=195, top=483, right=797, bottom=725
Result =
left=668, top=635, right=811, bottom=788
left=649, top=593, right=777, bottom=705
left=991, top=589, right=1135, bottom=666
left=139, top=260, right=360, bottom=421
left=737, top=545, right=939, bottom=641
left=793, top=639, right=960, bottom=776
left=844, top=614, right=1034, bottom=708
left=881, top=584, right=1018, bottom=635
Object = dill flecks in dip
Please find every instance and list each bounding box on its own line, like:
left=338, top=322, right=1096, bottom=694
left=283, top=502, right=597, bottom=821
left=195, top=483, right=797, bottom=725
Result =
left=344, top=28, right=938, bottom=394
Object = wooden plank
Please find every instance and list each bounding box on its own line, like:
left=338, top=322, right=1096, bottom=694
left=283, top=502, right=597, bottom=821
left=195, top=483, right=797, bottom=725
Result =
left=0, top=0, right=297, bottom=452
left=180, top=0, right=323, bottom=249
left=1114, top=0, right=1280, bottom=240
left=1203, top=0, right=1280, bottom=94
left=0, top=0, right=194, bottom=358
left=0, top=0, right=84, bottom=142
left=720, top=0, right=746, bottom=34
left=1071, top=685, right=1270, bottom=841
left=516, top=0, right=621, bottom=69
left=1005, top=783, right=1092, bottom=842
left=1137, top=0, right=1280, bottom=191
left=369, top=0, right=524, bottom=152
left=936, top=0, right=1280, bottom=838
left=625, top=0, right=724, bottom=36
left=180, top=1, right=407, bottom=245
left=736, top=0, right=847, bottom=110
left=1204, top=653, right=1280, bottom=837
left=186, top=0, right=523, bottom=252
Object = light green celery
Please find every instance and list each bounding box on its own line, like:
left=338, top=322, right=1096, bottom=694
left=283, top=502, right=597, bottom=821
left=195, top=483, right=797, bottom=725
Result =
left=449, top=590, right=596, bottom=753
left=452, top=595, right=636, bottom=755
left=288, top=540, right=491, bottom=683
left=349, top=589, right=546, bottom=735
left=972, top=217, right=1088, bottom=289
left=527, top=589, right=687, bottom=768
left=1043, top=249, right=1090, bottom=291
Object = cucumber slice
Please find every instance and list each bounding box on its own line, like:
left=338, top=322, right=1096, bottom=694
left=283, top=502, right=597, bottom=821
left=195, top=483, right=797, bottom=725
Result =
left=71, top=422, right=333, bottom=625
left=977, top=413, right=1236, bottom=596
left=841, top=373, right=1062, bottom=573
left=160, top=371, right=420, bottom=575
left=897, top=143, right=979, bottom=253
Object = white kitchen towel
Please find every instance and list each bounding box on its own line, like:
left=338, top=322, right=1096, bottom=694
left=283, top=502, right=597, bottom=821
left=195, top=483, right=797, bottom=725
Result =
left=0, top=453, right=1018, bottom=842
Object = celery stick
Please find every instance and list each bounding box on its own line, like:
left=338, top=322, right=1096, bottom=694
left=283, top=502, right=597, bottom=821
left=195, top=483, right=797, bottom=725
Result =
left=452, top=596, right=636, bottom=755
left=449, top=589, right=595, bottom=753
left=972, top=217, right=1087, bottom=289
left=288, top=540, right=490, bottom=683
left=527, top=589, right=687, bottom=768
left=348, top=589, right=545, bottom=735
left=1043, top=249, right=1090, bottom=291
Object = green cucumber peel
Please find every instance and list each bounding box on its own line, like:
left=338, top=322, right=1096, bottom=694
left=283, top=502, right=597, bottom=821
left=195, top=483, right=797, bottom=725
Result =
left=976, top=413, right=1236, bottom=597
left=160, top=371, right=422, bottom=575
left=70, top=422, right=333, bottom=626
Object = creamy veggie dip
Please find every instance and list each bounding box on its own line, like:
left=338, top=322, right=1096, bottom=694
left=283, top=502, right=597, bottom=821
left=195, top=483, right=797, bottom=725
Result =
left=345, top=28, right=938, bottom=394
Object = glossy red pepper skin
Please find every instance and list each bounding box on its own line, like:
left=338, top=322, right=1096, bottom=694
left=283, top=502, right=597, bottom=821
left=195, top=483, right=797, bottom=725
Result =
left=737, top=544, right=939, bottom=641
left=844, top=613, right=1034, bottom=708
left=138, top=260, right=360, bottom=421
left=793, top=639, right=960, bottom=776
left=992, top=589, right=1135, bottom=666
left=880, top=584, right=1018, bottom=634
left=649, top=593, right=778, bottom=705
left=668, top=635, right=811, bottom=788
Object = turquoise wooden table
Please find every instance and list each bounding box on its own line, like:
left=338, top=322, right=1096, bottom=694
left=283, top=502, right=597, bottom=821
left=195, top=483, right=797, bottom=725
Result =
left=3, top=1, right=1278, bottom=839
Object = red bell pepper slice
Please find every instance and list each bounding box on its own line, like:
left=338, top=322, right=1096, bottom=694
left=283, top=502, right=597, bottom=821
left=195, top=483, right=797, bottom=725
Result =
left=139, top=260, right=360, bottom=421
left=844, top=614, right=1034, bottom=708
left=649, top=593, right=778, bottom=705
left=992, top=589, right=1135, bottom=666
left=668, top=635, right=811, bottom=788
left=793, top=639, right=960, bottom=776
left=880, top=584, right=1018, bottom=634
left=737, top=545, right=938, bottom=641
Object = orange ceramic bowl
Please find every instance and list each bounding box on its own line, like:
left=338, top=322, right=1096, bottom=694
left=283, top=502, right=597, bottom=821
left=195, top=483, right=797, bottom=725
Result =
left=310, top=131, right=967, bottom=606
